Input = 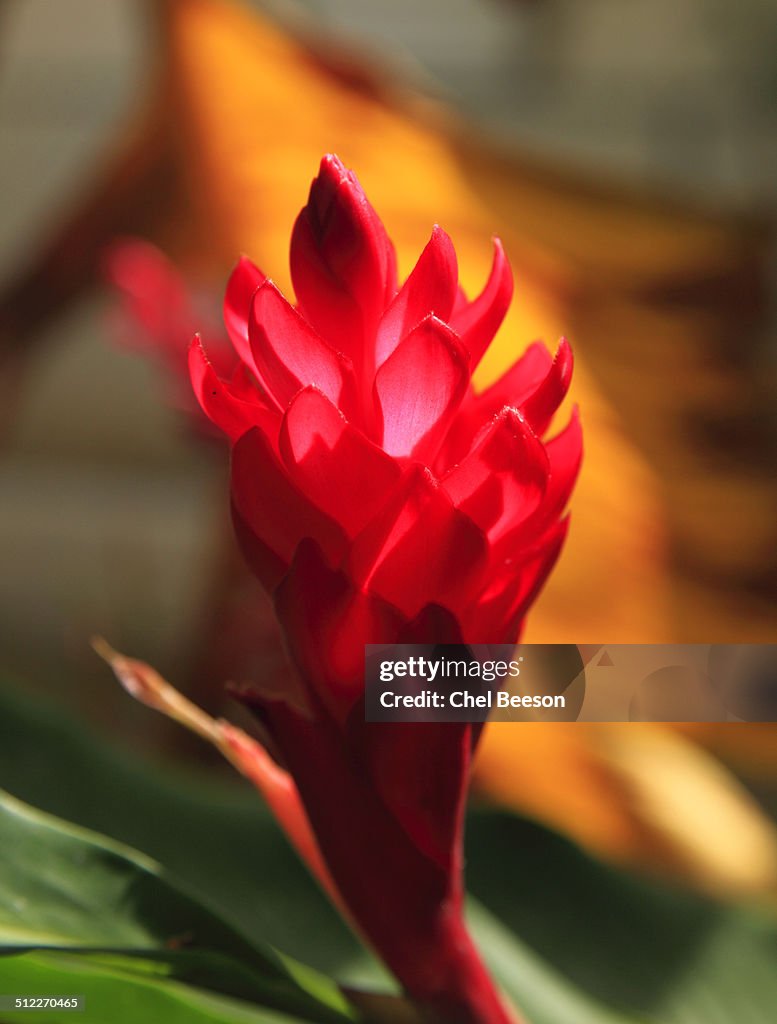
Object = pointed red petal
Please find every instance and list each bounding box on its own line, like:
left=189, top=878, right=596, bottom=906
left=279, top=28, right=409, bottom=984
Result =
left=477, top=341, right=553, bottom=410
left=223, top=256, right=266, bottom=369
left=442, top=407, right=549, bottom=541
left=522, top=337, right=574, bottom=435
left=375, top=226, right=458, bottom=366
left=489, top=407, right=581, bottom=566
left=439, top=343, right=553, bottom=469
left=188, top=336, right=278, bottom=441
left=374, top=315, right=470, bottom=462
left=249, top=281, right=353, bottom=409
left=290, top=154, right=393, bottom=363
left=464, top=517, right=570, bottom=643
left=450, top=238, right=513, bottom=368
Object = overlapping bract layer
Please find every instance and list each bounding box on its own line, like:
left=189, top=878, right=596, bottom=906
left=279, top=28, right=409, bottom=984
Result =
left=190, top=155, right=581, bottom=665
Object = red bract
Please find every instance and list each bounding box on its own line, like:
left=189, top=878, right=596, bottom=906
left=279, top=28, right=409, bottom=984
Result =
left=104, top=238, right=237, bottom=429
left=190, top=155, right=581, bottom=1024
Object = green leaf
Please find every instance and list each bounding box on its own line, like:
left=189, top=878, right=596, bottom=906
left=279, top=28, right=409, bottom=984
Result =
left=0, top=789, right=354, bottom=1023
left=466, top=810, right=777, bottom=1024
left=0, top=950, right=322, bottom=1024
left=465, top=901, right=637, bottom=1024
left=0, top=682, right=384, bottom=989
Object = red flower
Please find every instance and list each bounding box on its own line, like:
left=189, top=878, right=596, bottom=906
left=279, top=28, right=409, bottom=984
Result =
left=104, top=238, right=237, bottom=431
left=188, top=155, right=581, bottom=1023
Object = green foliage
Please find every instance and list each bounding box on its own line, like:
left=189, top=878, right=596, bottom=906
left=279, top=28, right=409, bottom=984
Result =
left=0, top=952, right=326, bottom=1024
left=0, top=789, right=355, bottom=1023
left=0, top=683, right=380, bottom=987
left=466, top=812, right=777, bottom=1024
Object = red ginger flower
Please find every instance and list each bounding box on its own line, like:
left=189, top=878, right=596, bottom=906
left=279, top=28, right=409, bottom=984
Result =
left=189, top=155, right=581, bottom=1024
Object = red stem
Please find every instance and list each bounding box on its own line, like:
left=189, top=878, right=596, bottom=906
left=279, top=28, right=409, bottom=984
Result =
left=253, top=700, right=521, bottom=1024
left=410, top=910, right=520, bottom=1024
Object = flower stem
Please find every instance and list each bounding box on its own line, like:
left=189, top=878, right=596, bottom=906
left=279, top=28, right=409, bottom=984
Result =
left=409, top=914, right=521, bottom=1024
